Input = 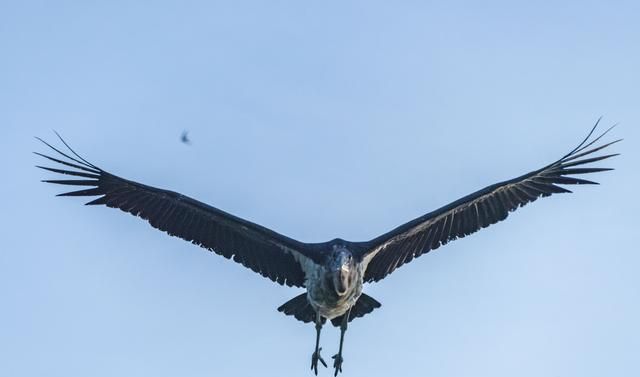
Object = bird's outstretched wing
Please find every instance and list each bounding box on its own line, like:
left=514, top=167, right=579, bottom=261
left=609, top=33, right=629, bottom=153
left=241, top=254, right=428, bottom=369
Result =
left=36, top=134, right=319, bottom=287
left=356, top=121, right=620, bottom=283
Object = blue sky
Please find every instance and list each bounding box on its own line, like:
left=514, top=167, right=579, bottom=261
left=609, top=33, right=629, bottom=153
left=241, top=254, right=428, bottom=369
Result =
left=1, top=1, right=639, bottom=376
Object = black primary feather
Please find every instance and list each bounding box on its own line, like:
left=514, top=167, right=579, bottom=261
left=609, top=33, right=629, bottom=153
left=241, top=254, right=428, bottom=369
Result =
left=36, top=133, right=325, bottom=287
left=356, top=121, right=620, bottom=283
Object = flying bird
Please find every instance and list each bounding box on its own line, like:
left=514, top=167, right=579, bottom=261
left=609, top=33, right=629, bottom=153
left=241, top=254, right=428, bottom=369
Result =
left=36, top=121, right=619, bottom=375
left=180, top=130, right=191, bottom=145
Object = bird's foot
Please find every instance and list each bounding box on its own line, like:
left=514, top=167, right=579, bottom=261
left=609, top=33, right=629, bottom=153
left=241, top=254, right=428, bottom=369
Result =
left=311, top=347, right=327, bottom=375
left=332, top=353, right=344, bottom=376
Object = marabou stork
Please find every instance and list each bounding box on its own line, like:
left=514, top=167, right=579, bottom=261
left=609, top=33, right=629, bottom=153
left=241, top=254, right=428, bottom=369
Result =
left=36, top=121, right=618, bottom=375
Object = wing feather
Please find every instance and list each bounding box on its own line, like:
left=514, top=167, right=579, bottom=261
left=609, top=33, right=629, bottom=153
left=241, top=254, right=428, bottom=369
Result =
left=36, top=135, right=320, bottom=287
left=357, top=121, right=620, bottom=283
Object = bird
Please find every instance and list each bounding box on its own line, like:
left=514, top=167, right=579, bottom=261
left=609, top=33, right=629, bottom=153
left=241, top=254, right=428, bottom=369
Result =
left=36, top=121, right=619, bottom=376
left=180, top=130, right=191, bottom=145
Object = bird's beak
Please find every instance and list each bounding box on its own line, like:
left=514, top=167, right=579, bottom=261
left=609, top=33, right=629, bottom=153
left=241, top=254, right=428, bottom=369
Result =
left=333, top=265, right=350, bottom=296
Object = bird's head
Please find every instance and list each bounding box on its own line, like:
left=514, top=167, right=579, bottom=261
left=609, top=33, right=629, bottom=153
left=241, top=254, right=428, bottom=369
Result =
left=329, top=246, right=355, bottom=296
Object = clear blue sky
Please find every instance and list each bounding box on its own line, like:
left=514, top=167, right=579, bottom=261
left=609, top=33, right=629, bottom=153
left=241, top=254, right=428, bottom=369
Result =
left=1, top=1, right=638, bottom=376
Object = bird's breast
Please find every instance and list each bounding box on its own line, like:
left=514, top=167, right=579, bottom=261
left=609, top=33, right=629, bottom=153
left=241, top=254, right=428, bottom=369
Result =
left=305, top=264, right=363, bottom=320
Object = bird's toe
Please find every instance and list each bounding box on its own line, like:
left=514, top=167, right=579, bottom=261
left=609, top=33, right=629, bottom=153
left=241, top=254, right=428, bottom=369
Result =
left=311, top=347, right=327, bottom=375
left=332, top=354, right=344, bottom=376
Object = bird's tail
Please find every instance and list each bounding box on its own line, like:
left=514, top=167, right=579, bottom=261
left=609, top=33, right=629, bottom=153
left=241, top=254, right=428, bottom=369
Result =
left=330, top=293, right=381, bottom=327
left=277, top=293, right=381, bottom=326
left=277, top=293, right=319, bottom=324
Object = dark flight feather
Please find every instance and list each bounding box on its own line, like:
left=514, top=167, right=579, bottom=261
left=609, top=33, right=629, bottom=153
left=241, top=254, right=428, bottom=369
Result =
left=356, top=121, right=620, bottom=283
left=36, top=134, right=322, bottom=287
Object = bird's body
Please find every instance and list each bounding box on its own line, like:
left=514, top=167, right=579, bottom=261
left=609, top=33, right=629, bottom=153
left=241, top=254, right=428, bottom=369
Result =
left=180, top=130, right=191, bottom=145
left=304, top=245, right=363, bottom=320
left=36, top=121, right=619, bottom=376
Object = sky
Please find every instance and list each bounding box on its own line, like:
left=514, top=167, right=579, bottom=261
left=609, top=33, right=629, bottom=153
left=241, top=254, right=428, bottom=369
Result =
left=1, top=1, right=639, bottom=376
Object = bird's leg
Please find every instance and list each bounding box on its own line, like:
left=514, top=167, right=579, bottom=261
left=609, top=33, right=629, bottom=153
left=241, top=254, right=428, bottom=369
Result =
left=311, top=311, right=327, bottom=375
left=332, top=308, right=351, bottom=376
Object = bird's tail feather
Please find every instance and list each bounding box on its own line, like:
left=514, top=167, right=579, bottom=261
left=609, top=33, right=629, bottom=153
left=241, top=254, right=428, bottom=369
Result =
left=277, top=293, right=321, bottom=324
left=277, top=293, right=381, bottom=326
left=330, top=293, right=381, bottom=327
